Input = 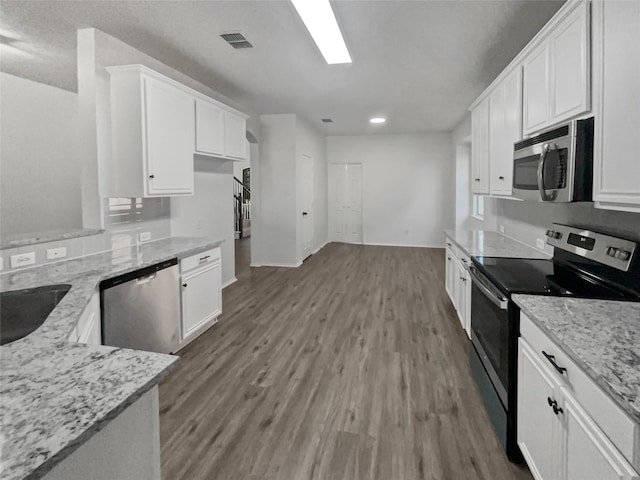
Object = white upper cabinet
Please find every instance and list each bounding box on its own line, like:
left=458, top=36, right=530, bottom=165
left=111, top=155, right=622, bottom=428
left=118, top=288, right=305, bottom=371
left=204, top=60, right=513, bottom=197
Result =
left=107, top=65, right=195, bottom=197
left=195, top=99, right=225, bottom=157
left=523, top=44, right=551, bottom=135
left=522, top=0, right=590, bottom=136
left=592, top=0, right=640, bottom=213
left=471, top=96, right=490, bottom=195
left=224, top=110, right=247, bottom=160
left=490, top=67, right=522, bottom=196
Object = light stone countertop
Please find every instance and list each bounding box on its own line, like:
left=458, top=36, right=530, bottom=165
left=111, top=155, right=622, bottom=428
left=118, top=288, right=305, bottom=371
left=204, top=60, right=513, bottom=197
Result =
left=0, top=236, right=221, bottom=480
left=513, top=294, right=640, bottom=423
left=444, top=229, right=551, bottom=259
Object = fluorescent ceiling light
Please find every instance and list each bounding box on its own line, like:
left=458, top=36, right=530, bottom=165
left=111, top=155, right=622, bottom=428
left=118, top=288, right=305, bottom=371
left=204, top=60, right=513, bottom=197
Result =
left=369, top=117, right=387, bottom=124
left=290, top=0, right=352, bottom=65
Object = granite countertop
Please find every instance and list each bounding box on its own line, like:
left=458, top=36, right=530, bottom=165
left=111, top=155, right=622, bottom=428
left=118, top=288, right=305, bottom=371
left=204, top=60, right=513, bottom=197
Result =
left=513, top=294, right=640, bottom=423
left=444, top=229, right=550, bottom=259
left=0, top=236, right=221, bottom=480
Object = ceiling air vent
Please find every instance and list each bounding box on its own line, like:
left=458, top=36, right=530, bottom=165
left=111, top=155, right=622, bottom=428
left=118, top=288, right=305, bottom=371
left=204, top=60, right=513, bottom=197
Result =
left=220, top=32, right=253, bottom=49
left=321, top=118, right=333, bottom=123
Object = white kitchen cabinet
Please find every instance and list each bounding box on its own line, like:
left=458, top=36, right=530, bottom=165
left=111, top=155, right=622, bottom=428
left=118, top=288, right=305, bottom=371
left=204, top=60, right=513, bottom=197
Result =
left=445, top=244, right=456, bottom=302
left=179, top=248, right=222, bottom=346
left=224, top=110, right=247, bottom=160
left=592, top=0, right=640, bottom=213
left=444, top=237, right=471, bottom=339
left=518, top=314, right=639, bottom=480
left=471, top=96, right=490, bottom=194
left=195, top=98, right=225, bottom=157
left=522, top=0, right=590, bottom=136
left=522, top=44, right=551, bottom=135
left=490, top=67, right=522, bottom=196
left=107, top=65, right=195, bottom=198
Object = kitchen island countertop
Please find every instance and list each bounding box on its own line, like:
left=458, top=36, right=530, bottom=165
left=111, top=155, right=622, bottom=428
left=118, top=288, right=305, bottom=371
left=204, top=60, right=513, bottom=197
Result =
left=0, top=236, right=221, bottom=480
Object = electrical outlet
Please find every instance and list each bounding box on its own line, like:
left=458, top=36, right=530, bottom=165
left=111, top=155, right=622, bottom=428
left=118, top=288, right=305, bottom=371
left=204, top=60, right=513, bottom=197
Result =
left=11, top=252, right=36, bottom=268
left=499, top=224, right=505, bottom=233
left=536, top=238, right=546, bottom=250
left=138, top=232, right=151, bottom=243
left=46, top=247, right=67, bottom=260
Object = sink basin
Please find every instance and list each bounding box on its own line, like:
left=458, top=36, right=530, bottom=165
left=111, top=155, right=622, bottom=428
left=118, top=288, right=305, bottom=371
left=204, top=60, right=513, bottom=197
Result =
left=1, top=284, right=71, bottom=345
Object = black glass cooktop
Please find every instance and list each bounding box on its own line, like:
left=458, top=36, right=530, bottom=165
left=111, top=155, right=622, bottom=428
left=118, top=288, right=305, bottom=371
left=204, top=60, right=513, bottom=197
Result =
left=472, top=256, right=635, bottom=300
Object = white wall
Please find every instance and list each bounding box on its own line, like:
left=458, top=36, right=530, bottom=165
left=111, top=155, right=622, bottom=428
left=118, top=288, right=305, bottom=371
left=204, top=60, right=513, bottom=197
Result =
left=171, top=159, right=236, bottom=286
left=258, top=114, right=298, bottom=266
left=256, top=114, right=327, bottom=266
left=327, top=133, right=454, bottom=247
left=496, top=200, right=640, bottom=254
left=0, top=73, right=83, bottom=242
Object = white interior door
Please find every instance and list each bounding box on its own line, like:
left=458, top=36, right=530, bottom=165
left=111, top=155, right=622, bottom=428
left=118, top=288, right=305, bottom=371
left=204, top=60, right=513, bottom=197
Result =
left=330, top=163, right=362, bottom=244
left=300, top=154, right=314, bottom=260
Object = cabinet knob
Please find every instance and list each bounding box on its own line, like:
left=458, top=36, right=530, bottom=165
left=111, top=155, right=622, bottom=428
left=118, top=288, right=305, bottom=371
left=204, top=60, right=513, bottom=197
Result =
left=182, top=283, right=188, bottom=288
left=474, top=178, right=481, bottom=182
left=499, top=176, right=505, bottom=180
left=149, top=174, right=155, bottom=179
left=547, top=397, right=563, bottom=415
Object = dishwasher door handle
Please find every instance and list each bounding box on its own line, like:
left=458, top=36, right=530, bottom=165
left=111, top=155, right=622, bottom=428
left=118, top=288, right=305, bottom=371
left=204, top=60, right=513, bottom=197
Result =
left=136, top=273, right=157, bottom=285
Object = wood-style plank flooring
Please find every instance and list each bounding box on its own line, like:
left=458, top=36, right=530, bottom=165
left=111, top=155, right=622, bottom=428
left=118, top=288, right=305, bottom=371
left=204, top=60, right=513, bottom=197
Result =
left=159, top=241, right=532, bottom=480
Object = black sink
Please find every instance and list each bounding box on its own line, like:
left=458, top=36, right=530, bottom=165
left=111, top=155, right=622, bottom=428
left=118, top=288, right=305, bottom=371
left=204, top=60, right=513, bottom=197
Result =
left=0, top=284, right=71, bottom=345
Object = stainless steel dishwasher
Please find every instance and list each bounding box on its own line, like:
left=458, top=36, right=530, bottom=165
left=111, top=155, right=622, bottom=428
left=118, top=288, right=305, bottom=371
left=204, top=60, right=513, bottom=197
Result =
left=101, top=258, right=180, bottom=354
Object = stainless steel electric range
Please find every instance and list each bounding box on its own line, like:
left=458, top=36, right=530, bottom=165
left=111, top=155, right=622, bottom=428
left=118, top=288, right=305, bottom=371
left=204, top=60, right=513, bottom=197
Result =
left=468, top=224, right=640, bottom=462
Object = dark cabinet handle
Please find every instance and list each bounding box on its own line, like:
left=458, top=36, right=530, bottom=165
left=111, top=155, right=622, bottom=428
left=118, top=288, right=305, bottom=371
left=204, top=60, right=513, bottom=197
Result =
left=474, top=178, right=481, bottom=182
left=149, top=174, right=155, bottom=179
left=302, top=212, right=308, bottom=216
left=547, top=397, right=563, bottom=415
left=499, top=176, right=505, bottom=180
left=199, top=255, right=211, bottom=262
left=542, top=351, right=567, bottom=374
left=182, top=283, right=188, bottom=288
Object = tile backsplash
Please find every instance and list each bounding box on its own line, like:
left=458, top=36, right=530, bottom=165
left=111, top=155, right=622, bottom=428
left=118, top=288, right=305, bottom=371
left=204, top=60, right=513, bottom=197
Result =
left=1, top=198, right=171, bottom=272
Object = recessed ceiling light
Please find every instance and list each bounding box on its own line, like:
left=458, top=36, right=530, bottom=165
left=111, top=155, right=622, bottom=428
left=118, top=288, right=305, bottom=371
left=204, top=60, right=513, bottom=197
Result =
left=290, top=0, right=352, bottom=65
left=369, top=117, right=387, bottom=125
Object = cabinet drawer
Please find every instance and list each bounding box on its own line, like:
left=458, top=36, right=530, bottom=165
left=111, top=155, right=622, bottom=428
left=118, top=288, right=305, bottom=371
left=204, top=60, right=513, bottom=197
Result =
left=520, top=313, right=638, bottom=467
left=180, top=247, right=221, bottom=273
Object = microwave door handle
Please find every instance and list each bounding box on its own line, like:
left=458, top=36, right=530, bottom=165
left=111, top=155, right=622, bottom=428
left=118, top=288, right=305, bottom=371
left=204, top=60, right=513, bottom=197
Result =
left=537, top=143, right=552, bottom=201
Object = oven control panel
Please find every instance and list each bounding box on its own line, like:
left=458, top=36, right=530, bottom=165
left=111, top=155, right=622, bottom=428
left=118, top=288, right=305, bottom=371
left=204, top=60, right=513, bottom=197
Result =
left=546, top=223, right=637, bottom=272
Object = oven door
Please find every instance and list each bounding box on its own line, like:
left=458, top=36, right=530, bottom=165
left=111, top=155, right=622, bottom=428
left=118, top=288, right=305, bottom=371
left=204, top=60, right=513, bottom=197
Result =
left=512, top=140, right=574, bottom=202
left=469, top=265, right=510, bottom=408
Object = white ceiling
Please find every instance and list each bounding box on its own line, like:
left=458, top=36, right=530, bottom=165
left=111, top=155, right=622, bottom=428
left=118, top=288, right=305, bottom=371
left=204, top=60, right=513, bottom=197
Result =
left=0, top=0, right=563, bottom=135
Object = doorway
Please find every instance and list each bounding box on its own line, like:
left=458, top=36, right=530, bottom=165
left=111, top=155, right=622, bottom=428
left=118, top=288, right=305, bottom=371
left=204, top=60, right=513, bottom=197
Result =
left=329, top=163, right=363, bottom=244
left=300, top=154, right=314, bottom=260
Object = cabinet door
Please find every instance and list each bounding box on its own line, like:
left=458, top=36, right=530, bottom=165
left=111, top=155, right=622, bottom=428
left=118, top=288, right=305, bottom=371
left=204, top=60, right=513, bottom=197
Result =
left=500, top=67, right=522, bottom=195
left=181, top=262, right=222, bottom=339
left=549, top=1, right=589, bottom=123
left=445, top=247, right=456, bottom=303
left=471, top=97, right=490, bottom=194
left=455, top=259, right=467, bottom=330
left=224, top=110, right=246, bottom=160
left=195, top=99, right=225, bottom=156
left=592, top=0, right=640, bottom=211
left=518, top=339, right=561, bottom=480
left=562, top=390, right=638, bottom=480
left=489, top=84, right=505, bottom=194
left=144, top=75, right=195, bottom=195
left=523, top=44, right=551, bottom=135
left=463, top=265, right=472, bottom=338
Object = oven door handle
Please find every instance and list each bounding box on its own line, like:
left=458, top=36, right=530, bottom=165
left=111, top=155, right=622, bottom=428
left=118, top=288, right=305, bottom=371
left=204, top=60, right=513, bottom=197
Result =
left=469, top=266, right=509, bottom=310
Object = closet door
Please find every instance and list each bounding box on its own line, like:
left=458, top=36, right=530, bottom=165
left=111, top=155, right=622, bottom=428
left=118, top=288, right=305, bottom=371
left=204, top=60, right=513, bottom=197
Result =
left=330, top=164, right=363, bottom=244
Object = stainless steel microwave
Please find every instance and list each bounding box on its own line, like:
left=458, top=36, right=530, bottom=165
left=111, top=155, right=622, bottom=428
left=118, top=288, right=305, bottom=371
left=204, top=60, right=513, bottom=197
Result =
left=512, top=117, right=594, bottom=202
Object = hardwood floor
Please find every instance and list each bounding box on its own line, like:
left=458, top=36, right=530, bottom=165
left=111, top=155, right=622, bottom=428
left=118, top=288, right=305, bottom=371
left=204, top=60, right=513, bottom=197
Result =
left=159, top=243, right=532, bottom=480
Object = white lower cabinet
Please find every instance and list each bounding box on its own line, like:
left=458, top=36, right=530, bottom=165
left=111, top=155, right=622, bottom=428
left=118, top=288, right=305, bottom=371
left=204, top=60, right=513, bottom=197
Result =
left=69, top=292, right=102, bottom=345
left=444, top=237, right=471, bottom=338
left=518, top=314, right=639, bottom=480
left=179, top=248, right=222, bottom=346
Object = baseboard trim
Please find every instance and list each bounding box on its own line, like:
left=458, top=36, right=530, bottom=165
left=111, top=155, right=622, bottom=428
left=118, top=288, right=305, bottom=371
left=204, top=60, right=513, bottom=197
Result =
left=222, top=277, right=238, bottom=289
left=256, top=261, right=303, bottom=268
left=363, top=242, right=445, bottom=249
